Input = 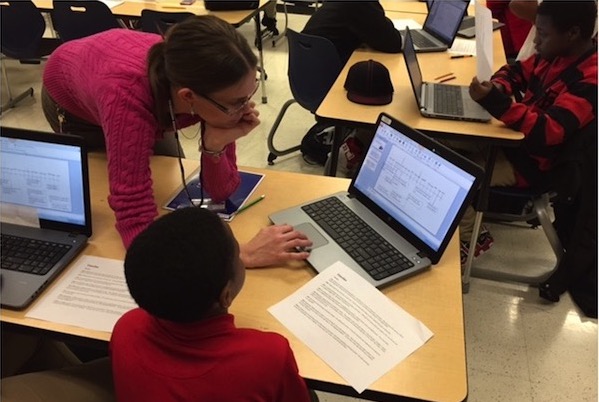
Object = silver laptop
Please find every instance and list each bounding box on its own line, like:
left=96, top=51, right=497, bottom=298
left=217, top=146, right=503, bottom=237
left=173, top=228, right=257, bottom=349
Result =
left=1, top=127, right=92, bottom=310
left=425, top=0, right=504, bottom=38
left=400, top=0, right=468, bottom=52
left=270, top=113, right=483, bottom=288
left=403, top=27, right=492, bottom=122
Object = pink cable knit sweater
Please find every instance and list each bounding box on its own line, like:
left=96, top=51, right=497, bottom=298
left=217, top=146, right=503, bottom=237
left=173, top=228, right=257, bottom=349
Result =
left=43, top=29, right=240, bottom=248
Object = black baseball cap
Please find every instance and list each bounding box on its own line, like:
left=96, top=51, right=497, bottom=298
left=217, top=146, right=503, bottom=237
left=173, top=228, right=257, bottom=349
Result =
left=344, top=59, right=394, bottom=105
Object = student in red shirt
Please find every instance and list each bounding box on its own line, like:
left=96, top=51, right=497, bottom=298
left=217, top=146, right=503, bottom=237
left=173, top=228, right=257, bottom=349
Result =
left=460, top=1, right=597, bottom=265
left=111, top=207, right=312, bottom=402
left=487, top=0, right=535, bottom=60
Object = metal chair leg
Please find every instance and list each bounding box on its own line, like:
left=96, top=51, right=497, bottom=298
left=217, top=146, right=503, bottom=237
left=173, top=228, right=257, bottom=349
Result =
left=267, top=98, right=301, bottom=164
left=1, top=60, right=34, bottom=115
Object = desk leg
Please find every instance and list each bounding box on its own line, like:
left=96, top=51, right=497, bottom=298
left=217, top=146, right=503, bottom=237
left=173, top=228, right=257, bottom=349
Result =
left=461, top=146, right=497, bottom=293
left=254, top=13, right=268, bottom=104
left=325, top=126, right=344, bottom=177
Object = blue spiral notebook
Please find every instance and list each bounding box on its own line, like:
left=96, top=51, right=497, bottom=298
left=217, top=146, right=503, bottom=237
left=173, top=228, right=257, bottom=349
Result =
left=163, top=168, right=265, bottom=221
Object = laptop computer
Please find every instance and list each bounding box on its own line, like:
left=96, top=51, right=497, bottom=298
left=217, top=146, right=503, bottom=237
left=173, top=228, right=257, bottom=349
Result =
left=400, top=0, right=468, bottom=52
left=270, top=113, right=483, bottom=288
left=425, top=0, right=504, bottom=38
left=403, top=27, right=492, bottom=122
left=1, top=127, right=92, bottom=310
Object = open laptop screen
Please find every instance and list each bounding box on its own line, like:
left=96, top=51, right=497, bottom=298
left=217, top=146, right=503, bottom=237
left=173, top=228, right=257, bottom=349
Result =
left=424, top=0, right=469, bottom=44
left=403, top=28, right=424, bottom=107
left=352, top=117, right=477, bottom=252
left=0, top=133, right=88, bottom=230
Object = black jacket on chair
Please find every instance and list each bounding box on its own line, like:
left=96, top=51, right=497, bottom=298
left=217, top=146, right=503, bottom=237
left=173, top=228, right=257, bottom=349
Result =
left=302, top=1, right=402, bottom=64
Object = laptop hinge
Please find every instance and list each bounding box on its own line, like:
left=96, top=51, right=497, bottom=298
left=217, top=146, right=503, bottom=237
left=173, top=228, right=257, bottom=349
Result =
left=420, top=85, right=428, bottom=110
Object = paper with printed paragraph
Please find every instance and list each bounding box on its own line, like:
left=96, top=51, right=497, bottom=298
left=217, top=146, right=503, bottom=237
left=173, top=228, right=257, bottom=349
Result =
left=26, top=256, right=137, bottom=333
left=268, top=262, right=433, bottom=393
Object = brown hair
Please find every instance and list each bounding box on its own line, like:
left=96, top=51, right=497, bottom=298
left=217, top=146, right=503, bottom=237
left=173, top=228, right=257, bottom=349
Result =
left=147, top=15, right=258, bottom=127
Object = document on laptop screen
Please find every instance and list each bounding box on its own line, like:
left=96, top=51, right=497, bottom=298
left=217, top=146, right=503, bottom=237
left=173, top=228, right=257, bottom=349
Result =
left=269, top=261, right=433, bottom=393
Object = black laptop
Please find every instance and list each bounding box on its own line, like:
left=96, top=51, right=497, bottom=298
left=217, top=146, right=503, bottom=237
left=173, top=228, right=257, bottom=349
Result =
left=425, top=0, right=504, bottom=38
left=1, top=127, right=92, bottom=309
left=400, top=0, right=468, bottom=52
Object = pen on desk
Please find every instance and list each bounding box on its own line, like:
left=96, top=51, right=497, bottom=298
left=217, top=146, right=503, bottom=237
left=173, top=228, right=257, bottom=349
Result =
left=450, top=54, right=474, bottom=59
left=433, top=72, right=454, bottom=80
left=234, top=194, right=265, bottom=216
left=439, top=76, right=457, bottom=83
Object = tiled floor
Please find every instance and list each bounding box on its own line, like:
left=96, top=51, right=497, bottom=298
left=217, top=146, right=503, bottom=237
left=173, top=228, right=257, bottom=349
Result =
left=1, top=9, right=596, bottom=402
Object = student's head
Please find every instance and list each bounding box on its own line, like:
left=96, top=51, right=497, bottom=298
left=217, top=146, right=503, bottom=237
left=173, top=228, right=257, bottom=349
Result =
left=534, top=1, right=597, bottom=60
left=148, top=15, right=258, bottom=129
left=125, top=207, right=245, bottom=323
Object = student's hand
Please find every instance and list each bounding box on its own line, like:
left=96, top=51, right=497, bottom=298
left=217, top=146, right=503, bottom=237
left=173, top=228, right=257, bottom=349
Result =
left=468, top=77, right=495, bottom=101
left=202, top=102, right=260, bottom=152
left=240, top=224, right=313, bottom=268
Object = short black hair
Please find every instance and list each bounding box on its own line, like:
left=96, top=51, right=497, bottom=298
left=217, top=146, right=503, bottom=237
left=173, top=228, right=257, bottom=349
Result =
left=537, top=1, right=597, bottom=40
left=125, top=207, right=235, bottom=322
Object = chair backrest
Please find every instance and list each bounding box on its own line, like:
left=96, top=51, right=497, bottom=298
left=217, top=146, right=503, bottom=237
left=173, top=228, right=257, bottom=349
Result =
left=286, top=29, right=343, bottom=113
left=51, top=1, right=121, bottom=42
left=0, top=1, right=46, bottom=59
left=139, top=9, right=194, bottom=35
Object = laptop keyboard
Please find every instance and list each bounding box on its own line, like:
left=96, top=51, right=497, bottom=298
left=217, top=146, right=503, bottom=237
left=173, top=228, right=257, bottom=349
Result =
left=410, top=30, right=438, bottom=48
left=433, top=84, right=464, bottom=116
left=1, top=234, right=72, bottom=275
left=459, top=18, right=475, bottom=30
left=301, top=197, right=414, bottom=281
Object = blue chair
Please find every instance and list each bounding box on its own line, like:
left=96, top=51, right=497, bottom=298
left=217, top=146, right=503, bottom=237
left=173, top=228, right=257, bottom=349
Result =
left=266, top=29, right=342, bottom=164
left=51, top=1, right=122, bottom=42
left=139, top=9, right=194, bottom=35
left=0, top=0, right=60, bottom=114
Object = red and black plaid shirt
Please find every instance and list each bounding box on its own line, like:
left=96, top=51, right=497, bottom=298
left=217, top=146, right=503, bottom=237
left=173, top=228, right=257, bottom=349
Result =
left=476, top=48, right=597, bottom=187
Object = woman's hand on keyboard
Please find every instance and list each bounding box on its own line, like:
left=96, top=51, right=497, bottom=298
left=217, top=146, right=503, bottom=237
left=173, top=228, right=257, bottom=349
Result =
left=240, top=224, right=313, bottom=268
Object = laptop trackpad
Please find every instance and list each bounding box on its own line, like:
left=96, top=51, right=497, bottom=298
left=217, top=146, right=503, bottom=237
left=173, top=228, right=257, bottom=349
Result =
left=294, top=223, right=328, bottom=249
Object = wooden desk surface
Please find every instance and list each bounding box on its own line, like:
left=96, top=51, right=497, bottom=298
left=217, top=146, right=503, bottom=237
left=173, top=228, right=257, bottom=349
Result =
left=1, top=154, right=467, bottom=402
left=380, top=0, right=428, bottom=14
left=33, top=0, right=270, bottom=26
left=317, top=10, right=523, bottom=143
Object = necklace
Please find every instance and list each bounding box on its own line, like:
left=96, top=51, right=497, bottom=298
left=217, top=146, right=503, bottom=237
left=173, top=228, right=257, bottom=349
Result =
left=167, top=99, right=204, bottom=207
left=167, top=100, right=201, bottom=140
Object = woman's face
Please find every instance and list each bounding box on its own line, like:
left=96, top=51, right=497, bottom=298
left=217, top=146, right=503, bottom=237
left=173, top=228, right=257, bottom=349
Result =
left=195, top=70, right=259, bottom=128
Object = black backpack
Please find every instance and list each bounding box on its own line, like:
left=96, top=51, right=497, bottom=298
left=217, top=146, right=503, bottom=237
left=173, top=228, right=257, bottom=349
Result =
left=300, top=122, right=335, bottom=165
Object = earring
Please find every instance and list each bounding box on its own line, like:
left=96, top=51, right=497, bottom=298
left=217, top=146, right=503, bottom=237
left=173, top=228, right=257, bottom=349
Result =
left=189, top=104, right=195, bottom=117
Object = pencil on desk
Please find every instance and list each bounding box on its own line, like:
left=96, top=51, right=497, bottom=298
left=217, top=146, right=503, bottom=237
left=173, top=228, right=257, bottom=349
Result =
left=234, top=194, right=266, bottom=216
left=434, top=72, right=454, bottom=80
left=450, top=55, right=474, bottom=59
left=439, top=76, right=457, bottom=83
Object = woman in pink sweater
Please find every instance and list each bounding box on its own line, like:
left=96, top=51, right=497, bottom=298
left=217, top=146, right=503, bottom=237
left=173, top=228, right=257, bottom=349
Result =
left=41, top=16, right=312, bottom=267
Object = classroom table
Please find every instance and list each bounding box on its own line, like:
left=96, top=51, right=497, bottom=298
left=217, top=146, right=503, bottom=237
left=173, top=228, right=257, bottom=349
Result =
left=1, top=153, right=468, bottom=402
left=315, top=7, right=524, bottom=292
left=32, top=0, right=272, bottom=103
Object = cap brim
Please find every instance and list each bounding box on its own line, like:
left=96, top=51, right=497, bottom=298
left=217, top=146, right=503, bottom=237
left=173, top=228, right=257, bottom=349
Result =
left=347, top=92, right=393, bottom=106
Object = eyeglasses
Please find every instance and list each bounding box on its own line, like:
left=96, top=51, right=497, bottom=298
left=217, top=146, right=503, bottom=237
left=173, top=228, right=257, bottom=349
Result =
left=199, top=81, right=259, bottom=116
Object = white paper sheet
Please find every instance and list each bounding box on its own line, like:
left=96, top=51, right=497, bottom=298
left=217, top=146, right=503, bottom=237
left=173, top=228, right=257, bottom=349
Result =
left=449, top=38, right=477, bottom=56
left=269, top=262, right=433, bottom=394
left=474, top=1, right=494, bottom=81
left=392, top=19, right=422, bottom=32
left=99, top=0, right=124, bottom=9
left=26, top=256, right=137, bottom=333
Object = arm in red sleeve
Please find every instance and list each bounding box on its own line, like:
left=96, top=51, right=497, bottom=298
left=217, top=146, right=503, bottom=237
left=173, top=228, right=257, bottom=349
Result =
left=477, top=55, right=598, bottom=154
